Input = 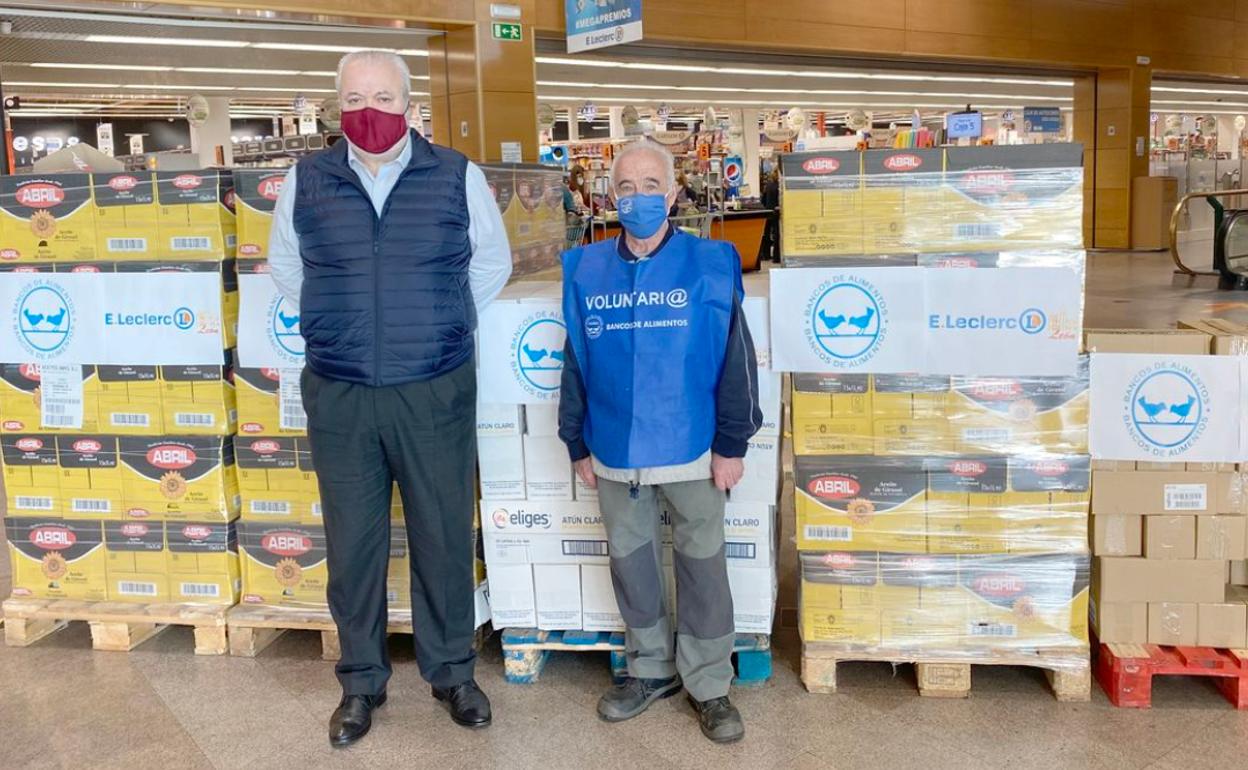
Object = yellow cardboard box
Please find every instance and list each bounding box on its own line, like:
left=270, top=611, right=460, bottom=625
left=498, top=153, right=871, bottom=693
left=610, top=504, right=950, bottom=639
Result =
left=926, top=456, right=1009, bottom=554
left=790, top=374, right=873, bottom=455
left=103, top=519, right=170, bottom=602
left=96, top=365, right=164, bottom=434
left=154, top=170, right=235, bottom=260
left=233, top=169, right=286, bottom=260
left=2, top=433, right=62, bottom=516
left=159, top=355, right=238, bottom=436
left=118, top=436, right=240, bottom=521
left=959, top=553, right=1089, bottom=649
left=236, top=436, right=319, bottom=523
left=0, top=364, right=101, bottom=434
left=0, top=173, right=97, bottom=262
left=239, top=521, right=328, bottom=608
left=799, top=551, right=881, bottom=645
left=795, top=456, right=927, bottom=552
left=92, top=171, right=158, bottom=261
left=165, top=520, right=241, bottom=604
left=861, top=149, right=944, bottom=254
left=780, top=151, right=864, bottom=257
left=947, top=356, right=1089, bottom=455
left=5, top=517, right=107, bottom=600
left=57, top=435, right=122, bottom=520
left=1007, top=455, right=1090, bottom=554
left=236, top=367, right=305, bottom=437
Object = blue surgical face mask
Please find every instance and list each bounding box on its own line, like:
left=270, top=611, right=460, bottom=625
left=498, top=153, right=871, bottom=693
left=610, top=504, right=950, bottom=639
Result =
left=616, top=193, right=668, bottom=238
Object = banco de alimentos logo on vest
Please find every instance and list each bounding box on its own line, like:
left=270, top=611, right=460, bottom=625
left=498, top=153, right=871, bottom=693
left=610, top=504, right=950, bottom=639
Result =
left=511, top=311, right=565, bottom=396
left=804, top=277, right=887, bottom=366
left=13, top=280, right=74, bottom=358
left=1125, top=363, right=1210, bottom=453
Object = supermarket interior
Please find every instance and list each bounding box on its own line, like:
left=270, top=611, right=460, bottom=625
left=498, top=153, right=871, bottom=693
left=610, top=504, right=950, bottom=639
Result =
left=4, top=1, right=1248, bottom=768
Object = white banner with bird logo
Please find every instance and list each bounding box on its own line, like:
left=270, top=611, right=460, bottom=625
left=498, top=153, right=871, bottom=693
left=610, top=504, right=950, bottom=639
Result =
left=1089, top=353, right=1243, bottom=462
left=769, top=266, right=1082, bottom=375
left=238, top=271, right=303, bottom=369
left=477, top=297, right=566, bottom=404
left=0, top=271, right=224, bottom=365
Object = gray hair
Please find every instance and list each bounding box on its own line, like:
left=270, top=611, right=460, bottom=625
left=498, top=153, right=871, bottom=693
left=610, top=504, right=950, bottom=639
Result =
left=609, top=140, right=676, bottom=193
left=336, top=50, right=412, bottom=100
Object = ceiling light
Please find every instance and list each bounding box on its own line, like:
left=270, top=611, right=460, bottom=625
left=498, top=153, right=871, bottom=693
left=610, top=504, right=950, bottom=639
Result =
left=536, top=95, right=1069, bottom=111
left=178, top=67, right=302, bottom=76
left=85, top=35, right=249, bottom=48
left=5, top=80, right=127, bottom=88
left=233, top=87, right=337, bottom=93
left=1153, top=86, right=1248, bottom=96
left=121, top=84, right=234, bottom=91
left=536, top=80, right=1070, bottom=101
left=28, top=63, right=173, bottom=72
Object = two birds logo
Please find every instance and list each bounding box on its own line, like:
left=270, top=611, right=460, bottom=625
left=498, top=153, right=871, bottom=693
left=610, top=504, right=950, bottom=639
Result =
left=816, top=305, right=875, bottom=336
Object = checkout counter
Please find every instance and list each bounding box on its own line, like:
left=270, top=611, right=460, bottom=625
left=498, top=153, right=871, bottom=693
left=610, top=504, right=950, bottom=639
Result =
left=589, top=207, right=772, bottom=272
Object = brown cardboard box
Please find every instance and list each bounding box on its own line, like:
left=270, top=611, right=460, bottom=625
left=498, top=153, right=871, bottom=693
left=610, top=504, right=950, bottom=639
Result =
left=1092, top=460, right=1136, bottom=471
left=1131, top=176, right=1177, bottom=251
left=1196, top=516, right=1248, bottom=561
left=1217, top=472, right=1245, bottom=515
left=1188, top=462, right=1239, bottom=473
left=1094, top=557, right=1226, bottom=603
left=1197, top=602, right=1248, bottom=648
left=1091, top=515, right=1142, bottom=556
left=1091, top=599, right=1148, bottom=644
left=1232, top=561, right=1248, bottom=586
left=1091, top=471, right=1225, bottom=515
left=1082, top=328, right=1210, bottom=355
left=1177, top=319, right=1248, bottom=356
left=1143, top=516, right=1196, bottom=560
left=1148, top=602, right=1198, bottom=646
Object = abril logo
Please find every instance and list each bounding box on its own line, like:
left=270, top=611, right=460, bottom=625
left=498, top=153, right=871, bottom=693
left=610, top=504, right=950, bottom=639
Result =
left=1128, top=367, right=1208, bottom=450
left=13, top=281, right=74, bottom=358
left=512, top=314, right=566, bottom=395
left=1018, top=307, right=1047, bottom=335
left=806, top=279, right=885, bottom=365
left=266, top=295, right=304, bottom=364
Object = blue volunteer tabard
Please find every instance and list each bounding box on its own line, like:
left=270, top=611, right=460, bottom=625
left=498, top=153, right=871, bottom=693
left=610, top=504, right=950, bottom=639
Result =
left=562, top=230, right=740, bottom=469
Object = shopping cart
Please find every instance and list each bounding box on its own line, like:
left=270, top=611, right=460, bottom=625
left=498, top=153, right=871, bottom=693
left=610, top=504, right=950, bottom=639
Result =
left=670, top=211, right=714, bottom=238
left=565, top=213, right=591, bottom=250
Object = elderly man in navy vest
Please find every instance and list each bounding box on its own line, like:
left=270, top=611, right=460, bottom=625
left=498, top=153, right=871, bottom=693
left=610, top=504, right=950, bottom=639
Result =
left=559, top=141, right=762, bottom=744
left=268, top=50, right=511, bottom=747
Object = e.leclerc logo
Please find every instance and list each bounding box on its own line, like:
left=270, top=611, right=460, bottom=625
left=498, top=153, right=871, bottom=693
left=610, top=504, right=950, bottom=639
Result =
left=12, top=280, right=75, bottom=359
left=1124, top=362, right=1210, bottom=454
left=266, top=294, right=304, bottom=364
left=804, top=276, right=887, bottom=367
left=928, top=306, right=1047, bottom=335
left=510, top=311, right=565, bottom=397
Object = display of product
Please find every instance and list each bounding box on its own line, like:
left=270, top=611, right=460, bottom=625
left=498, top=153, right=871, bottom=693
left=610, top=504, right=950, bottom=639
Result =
left=481, top=164, right=565, bottom=277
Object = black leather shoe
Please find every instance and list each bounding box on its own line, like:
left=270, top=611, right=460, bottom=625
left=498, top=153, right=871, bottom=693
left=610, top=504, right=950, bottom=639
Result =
left=688, top=694, right=745, bottom=744
left=432, top=679, right=492, bottom=728
left=329, top=692, right=386, bottom=748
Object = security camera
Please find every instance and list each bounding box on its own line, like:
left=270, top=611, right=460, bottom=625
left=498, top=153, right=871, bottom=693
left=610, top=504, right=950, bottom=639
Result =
left=0, top=21, right=13, bottom=35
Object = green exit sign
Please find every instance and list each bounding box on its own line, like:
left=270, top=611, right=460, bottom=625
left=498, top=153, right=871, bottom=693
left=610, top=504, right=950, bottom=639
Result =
left=492, top=22, right=523, bottom=41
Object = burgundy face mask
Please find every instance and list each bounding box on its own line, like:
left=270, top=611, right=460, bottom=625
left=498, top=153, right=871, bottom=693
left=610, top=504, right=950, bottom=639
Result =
left=341, top=106, right=409, bottom=154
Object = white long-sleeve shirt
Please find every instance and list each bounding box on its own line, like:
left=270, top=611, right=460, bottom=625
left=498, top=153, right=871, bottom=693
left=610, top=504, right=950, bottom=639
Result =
left=267, top=135, right=512, bottom=313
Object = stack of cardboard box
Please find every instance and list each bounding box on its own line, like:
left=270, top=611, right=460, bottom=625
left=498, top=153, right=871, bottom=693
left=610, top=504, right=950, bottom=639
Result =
left=477, top=278, right=783, bottom=633
left=481, top=165, right=567, bottom=278
left=1086, top=327, right=1248, bottom=648
left=1, top=169, right=242, bottom=606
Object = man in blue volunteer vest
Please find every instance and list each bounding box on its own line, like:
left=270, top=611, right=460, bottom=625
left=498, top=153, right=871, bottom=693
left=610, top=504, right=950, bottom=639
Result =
left=559, top=141, right=763, bottom=744
left=268, top=50, right=512, bottom=747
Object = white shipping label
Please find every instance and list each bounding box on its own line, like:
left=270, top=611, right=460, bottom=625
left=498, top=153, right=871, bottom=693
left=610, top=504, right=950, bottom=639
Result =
left=38, top=364, right=83, bottom=429
left=477, top=300, right=565, bottom=404
left=1164, top=483, right=1208, bottom=511
left=278, top=368, right=307, bottom=431
left=238, top=273, right=304, bottom=368
left=1090, top=353, right=1243, bottom=462
left=0, top=272, right=224, bottom=365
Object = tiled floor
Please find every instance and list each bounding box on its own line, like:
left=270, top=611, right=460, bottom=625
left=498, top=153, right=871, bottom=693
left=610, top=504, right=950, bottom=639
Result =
left=4, top=249, right=1248, bottom=770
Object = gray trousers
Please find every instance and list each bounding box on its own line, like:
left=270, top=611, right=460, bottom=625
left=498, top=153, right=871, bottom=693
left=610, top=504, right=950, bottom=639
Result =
left=597, top=477, right=735, bottom=701
left=302, top=362, right=478, bottom=695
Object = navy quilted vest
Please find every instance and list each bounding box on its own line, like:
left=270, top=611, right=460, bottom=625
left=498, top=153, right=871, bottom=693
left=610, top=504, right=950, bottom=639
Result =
left=293, top=131, right=475, bottom=386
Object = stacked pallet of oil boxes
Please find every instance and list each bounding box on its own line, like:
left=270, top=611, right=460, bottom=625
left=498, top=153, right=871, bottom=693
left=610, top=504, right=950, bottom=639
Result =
left=1085, top=323, right=1248, bottom=649
left=232, top=170, right=488, bottom=624
left=481, top=164, right=567, bottom=277
left=475, top=277, right=782, bottom=633
left=0, top=168, right=242, bottom=607
left=772, top=145, right=1093, bottom=685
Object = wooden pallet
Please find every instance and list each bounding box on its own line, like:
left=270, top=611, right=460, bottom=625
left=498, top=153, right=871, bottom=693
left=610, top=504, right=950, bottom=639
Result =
left=500, top=628, right=772, bottom=687
left=1096, top=643, right=1248, bottom=709
left=1, top=598, right=229, bottom=655
left=801, top=645, right=1091, bottom=701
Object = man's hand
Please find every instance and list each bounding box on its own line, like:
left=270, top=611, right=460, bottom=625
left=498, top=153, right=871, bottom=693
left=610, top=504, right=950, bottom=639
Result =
left=574, top=457, right=597, bottom=490
left=711, top=454, right=744, bottom=492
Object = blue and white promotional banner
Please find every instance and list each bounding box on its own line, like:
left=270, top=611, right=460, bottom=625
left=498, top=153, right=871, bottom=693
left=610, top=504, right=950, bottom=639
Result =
left=477, top=299, right=566, bottom=404
left=237, top=272, right=304, bottom=369
left=1089, top=353, right=1243, bottom=462
left=0, top=272, right=224, bottom=365
left=923, top=267, right=1082, bottom=376
left=769, top=266, right=1082, bottom=375
left=565, top=0, right=642, bottom=54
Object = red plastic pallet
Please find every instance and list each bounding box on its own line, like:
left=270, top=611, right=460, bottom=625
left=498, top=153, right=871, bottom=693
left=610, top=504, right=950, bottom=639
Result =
left=1095, top=643, right=1248, bottom=709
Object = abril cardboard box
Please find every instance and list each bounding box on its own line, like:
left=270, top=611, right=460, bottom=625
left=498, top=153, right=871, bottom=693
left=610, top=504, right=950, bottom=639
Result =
left=236, top=436, right=307, bottom=522
left=159, top=355, right=238, bottom=437
left=959, top=553, right=1089, bottom=648
left=97, top=365, right=164, bottom=434
left=5, top=517, right=107, bottom=600
left=870, top=374, right=950, bottom=456
left=789, top=374, right=873, bottom=455
left=57, top=435, right=122, bottom=520
left=799, top=551, right=882, bottom=645
left=166, top=520, right=240, bottom=604
left=236, top=367, right=305, bottom=437
left=1094, top=557, right=1225, bottom=603
left=1142, top=515, right=1196, bottom=560
left=155, top=170, right=235, bottom=260
left=104, top=519, right=170, bottom=602
left=861, top=148, right=945, bottom=254
left=92, top=171, right=158, bottom=261
left=238, top=521, right=328, bottom=607
left=0, top=364, right=101, bottom=434
left=1007, top=455, right=1090, bottom=554
left=1090, top=599, right=1147, bottom=644
left=1091, top=515, right=1143, bottom=556
left=233, top=169, right=286, bottom=260
left=794, top=456, right=926, bottom=552
left=925, top=456, right=1008, bottom=555
left=947, top=359, right=1089, bottom=455
left=779, top=151, right=863, bottom=257
left=1147, top=602, right=1198, bottom=646
left=119, top=435, right=240, bottom=520
left=0, top=173, right=97, bottom=262
left=2, top=433, right=62, bottom=516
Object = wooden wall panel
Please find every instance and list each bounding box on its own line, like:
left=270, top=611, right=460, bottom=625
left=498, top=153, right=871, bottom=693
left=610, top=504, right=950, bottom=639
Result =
left=904, top=0, right=1027, bottom=38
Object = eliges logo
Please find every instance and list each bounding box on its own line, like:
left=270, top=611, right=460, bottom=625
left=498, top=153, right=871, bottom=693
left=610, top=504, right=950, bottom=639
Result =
left=32, top=526, right=75, bottom=550
left=804, top=278, right=887, bottom=367
left=807, top=474, right=861, bottom=500
left=883, top=153, right=923, bottom=172
left=1125, top=364, right=1210, bottom=454
left=491, top=508, right=552, bottom=530
left=262, top=531, right=311, bottom=557
left=147, top=444, right=196, bottom=469
left=973, top=573, right=1024, bottom=598
left=12, top=280, right=75, bottom=358
left=16, top=183, right=65, bottom=208
left=510, top=312, right=566, bottom=397
left=801, top=157, right=840, bottom=174
left=266, top=295, right=304, bottom=365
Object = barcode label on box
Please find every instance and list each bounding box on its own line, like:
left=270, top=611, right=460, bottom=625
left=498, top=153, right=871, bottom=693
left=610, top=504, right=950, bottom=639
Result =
left=175, top=412, right=216, bottom=427
left=226, top=234, right=237, bottom=248
left=1164, top=483, right=1207, bottom=511
left=279, top=368, right=306, bottom=431
left=250, top=500, right=291, bottom=515
left=72, top=498, right=112, bottom=513
left=180, top=583, right=220, bottom=598
left=563, top=540, right=609, bottom=557
left=107, top=237, right=148, bottom=252
left=119, top=581, right=158, bottom=596
left=39, top=364, right=84, bottom=429
left=111, top=412, right=151, bottom=427
left=953, top=223, right=1001, bottom=240
left=804, top=525, right=851, bottom=542
left=15, top=496, right=54, bottom=510
left=968, top=622, right=1017, bottom=638
left=962, top=428, right=1011, bottom=444
left=725, top=542, right=757, bottom=560
left=311, top=502, right=323, bottom=517
left=171, top=236, right=212, bottom=251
